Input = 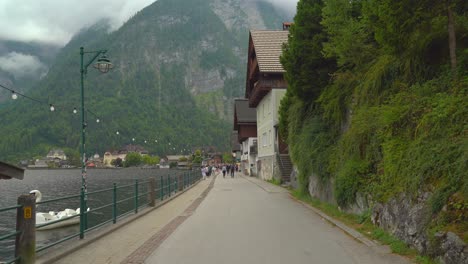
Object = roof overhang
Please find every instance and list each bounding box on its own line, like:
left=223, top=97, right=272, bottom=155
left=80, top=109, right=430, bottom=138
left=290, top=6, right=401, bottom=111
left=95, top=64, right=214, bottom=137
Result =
left=0, top=161, right=25, bottom=180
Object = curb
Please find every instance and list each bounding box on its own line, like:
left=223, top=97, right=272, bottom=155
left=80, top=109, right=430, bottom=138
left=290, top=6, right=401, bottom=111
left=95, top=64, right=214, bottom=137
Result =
left=288, top=193, right=378, bottom=248
left=36, top=177, right=204, bottom=264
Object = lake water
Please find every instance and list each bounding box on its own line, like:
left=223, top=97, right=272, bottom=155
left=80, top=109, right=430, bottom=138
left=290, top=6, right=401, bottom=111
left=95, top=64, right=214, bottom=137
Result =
left=0, top=168, right=189, bottom=261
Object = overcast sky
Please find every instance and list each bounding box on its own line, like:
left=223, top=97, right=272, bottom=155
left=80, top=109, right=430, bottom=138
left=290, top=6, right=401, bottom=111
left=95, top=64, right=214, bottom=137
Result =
left=0, top=0, right=298, bottom=46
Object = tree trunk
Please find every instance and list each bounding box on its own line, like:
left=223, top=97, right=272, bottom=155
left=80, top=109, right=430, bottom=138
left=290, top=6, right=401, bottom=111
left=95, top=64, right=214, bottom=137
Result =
left=447, top=2, right=457, bottom=74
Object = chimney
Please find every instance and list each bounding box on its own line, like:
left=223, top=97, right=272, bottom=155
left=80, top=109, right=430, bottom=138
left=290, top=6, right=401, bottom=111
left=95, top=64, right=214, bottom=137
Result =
left=282, top=22, right=292, bottom=31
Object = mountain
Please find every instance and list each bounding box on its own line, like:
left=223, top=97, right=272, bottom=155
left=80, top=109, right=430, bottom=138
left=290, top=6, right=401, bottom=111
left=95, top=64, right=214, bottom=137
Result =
left=0, top=0, right=289, bottom=162
left=0, top=40, right=60, bottom=102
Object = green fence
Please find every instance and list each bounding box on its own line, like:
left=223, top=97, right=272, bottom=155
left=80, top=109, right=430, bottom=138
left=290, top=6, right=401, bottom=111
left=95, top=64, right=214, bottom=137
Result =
left=0, top=170, right=201, bottom=264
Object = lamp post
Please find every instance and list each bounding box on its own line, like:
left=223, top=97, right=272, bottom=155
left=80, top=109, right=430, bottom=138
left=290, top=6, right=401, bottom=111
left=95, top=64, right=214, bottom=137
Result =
left=79, top=46, right=112, bottom=238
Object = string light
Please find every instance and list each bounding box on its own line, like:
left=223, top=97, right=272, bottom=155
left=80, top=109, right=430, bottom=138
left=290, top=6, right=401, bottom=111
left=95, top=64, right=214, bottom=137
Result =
left=2, top=82, right=190, bottom=156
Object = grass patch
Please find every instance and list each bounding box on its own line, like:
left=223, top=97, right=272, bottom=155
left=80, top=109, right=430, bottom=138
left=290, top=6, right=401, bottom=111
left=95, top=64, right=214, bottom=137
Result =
left=291, top=189, right=436, bottom=262
left=267, top=178, right=282, bottom=186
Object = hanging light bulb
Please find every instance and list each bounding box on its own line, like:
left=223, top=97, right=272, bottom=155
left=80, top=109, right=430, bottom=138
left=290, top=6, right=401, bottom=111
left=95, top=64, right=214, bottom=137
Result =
left=116, top=131, right=119, bottom=135
left=155, top=139, right=157, bottom=143
left=50, top=104, right=55, bottom=112
left=144, top=140, right=147, bottom=144
left=132, top=138, right=135, bottom=142
left=11, top=91, right=18, bottom=100
left=96, top=118, right=100, bottom=123
left=73, top=107, right=77, bottom=114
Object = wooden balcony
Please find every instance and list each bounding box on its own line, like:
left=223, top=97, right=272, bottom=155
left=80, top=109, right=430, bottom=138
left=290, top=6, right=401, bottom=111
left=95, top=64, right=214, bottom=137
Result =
left=248, top=75, right=287, bottom=107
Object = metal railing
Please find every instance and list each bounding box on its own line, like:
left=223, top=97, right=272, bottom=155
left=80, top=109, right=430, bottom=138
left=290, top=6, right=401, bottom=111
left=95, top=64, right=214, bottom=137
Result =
left=0, top=170, right=201, bottom=263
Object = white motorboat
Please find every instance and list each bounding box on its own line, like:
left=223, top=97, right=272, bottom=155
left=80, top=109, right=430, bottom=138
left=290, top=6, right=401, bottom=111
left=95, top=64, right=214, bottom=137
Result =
left=30, top=190, right=87, bottom=231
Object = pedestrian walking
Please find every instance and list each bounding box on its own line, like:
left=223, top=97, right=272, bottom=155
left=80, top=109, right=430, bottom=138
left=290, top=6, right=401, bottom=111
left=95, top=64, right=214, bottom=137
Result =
left=222, top=165, right=226, bottom=178
left=202, top=166, right=207, bottom=180
left=230, top=164, right=235, bottom=178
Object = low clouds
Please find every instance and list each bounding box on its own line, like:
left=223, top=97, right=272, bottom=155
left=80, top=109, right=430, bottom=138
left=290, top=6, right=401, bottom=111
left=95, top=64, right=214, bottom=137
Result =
left=263, top=0, right=298, bottom=15
left=0, top=0, right=156, bottom=46
left=0, top=52, right=47, bottom=79
left=0, top=0, right=297, bottom=46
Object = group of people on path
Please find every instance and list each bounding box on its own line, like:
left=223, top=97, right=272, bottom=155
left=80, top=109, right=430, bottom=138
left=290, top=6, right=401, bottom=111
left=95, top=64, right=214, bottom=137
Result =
left=201, top=163, right=238, bottom=180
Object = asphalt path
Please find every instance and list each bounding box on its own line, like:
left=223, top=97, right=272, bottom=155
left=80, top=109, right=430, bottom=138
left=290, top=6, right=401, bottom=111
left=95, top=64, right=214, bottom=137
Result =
left=145, top=174, right=410, bottom=264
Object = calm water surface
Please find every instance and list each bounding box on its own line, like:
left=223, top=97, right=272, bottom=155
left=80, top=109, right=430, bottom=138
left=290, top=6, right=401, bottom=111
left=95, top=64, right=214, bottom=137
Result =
left=0, top=168, right=185, bottom=261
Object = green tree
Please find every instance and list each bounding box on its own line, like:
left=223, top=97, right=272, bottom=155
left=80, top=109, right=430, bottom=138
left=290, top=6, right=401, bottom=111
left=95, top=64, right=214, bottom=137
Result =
left=124, top=152, right=142, bottom=167
left=142, top=155, right=160, bottom=165
left=192, top=149, right=203, bottom=164
left=280, top=0, right=335, bottom=102
left=222, top=152, right=234, bottom=163
left=64, top=148, right=81, bottom=167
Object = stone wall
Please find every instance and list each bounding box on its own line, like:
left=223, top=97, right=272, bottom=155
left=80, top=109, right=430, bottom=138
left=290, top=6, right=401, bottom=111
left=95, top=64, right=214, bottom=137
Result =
left=371, top=193, right=467, bottom=264
left=305, top=172, right=467, bottom=263
left=258, top=155, right=279, bottom=181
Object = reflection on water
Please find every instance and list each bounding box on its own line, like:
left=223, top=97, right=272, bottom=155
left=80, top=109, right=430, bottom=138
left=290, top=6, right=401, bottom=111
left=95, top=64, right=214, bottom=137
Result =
left=0, top=168, right=184, bottom=261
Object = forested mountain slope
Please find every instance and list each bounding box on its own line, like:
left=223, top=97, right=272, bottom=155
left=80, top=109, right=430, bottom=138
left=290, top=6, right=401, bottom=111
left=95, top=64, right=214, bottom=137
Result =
left=0, top=0, right=289, bottom=161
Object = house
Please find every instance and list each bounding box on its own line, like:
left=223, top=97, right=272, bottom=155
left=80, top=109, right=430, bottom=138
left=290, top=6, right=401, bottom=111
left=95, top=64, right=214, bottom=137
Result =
left=244, top=25, right=293, bottom=182
left=231, top=131, right=241, bottom=161
left=122, top=145, right=149, bottom=155
left=103, top=145, right=149, bottom=166
left=208, top=153, right=222, bottom=166
left=103, top=151, right=127, bottom=166
left=233, top=99, right=258, bottom=176
left=166, top=155, right=188, bottom=164
left=28, top=159, right=48, bottom=168
left=177, top=161, right=190, bottom=170
left=46, top=149, right=67, bottom=161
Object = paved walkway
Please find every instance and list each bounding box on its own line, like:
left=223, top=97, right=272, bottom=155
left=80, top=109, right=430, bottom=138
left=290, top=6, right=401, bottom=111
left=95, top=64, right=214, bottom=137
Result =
left=46, top=173, right=410, bottom=264
left=47, top=177, right=212, bottom=264
left=145, top=174, right=410, bottom=264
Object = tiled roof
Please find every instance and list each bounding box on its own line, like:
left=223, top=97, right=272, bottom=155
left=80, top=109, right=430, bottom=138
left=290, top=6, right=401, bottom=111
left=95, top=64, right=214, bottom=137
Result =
left=250, top=30, right=289, bottom=73
left=234, top=99, right=256, bottom=123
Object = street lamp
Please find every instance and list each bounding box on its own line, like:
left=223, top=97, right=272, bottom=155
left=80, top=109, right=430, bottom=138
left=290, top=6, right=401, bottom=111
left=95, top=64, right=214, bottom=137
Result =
left=79, top=46, right=112, bottom=238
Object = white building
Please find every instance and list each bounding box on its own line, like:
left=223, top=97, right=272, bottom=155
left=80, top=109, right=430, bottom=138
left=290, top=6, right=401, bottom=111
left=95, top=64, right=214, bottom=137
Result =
left=233, top=99, right=258, bottom=176
left=244, top=28, right=292, bottom=182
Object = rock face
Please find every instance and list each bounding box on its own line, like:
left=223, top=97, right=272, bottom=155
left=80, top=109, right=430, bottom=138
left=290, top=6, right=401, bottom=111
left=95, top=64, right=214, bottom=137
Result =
left=371, top=193, right=432, bottom=253
left=371, top=193, right=467, bottom=264
left=308, top=174, right=336, bottom=205
left=431, top=232, right=468, bottom=264
left=306, top=174, right=467, bottom=263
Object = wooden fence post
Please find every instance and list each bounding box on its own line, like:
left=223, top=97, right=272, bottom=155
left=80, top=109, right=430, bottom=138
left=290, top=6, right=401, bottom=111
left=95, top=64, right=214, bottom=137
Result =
left=148, top=178, right=156, bottom=207
left=15, top=194, right=36, bottom=264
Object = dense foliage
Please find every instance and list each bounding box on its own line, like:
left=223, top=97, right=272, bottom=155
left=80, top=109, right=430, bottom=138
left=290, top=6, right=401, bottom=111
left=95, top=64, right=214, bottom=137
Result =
left=280, top=0, right=467, bottom=238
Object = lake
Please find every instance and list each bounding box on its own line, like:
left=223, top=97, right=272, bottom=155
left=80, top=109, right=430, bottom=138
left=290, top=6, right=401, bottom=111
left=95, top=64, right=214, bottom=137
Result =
left=0, top=168, right=188, bottom=261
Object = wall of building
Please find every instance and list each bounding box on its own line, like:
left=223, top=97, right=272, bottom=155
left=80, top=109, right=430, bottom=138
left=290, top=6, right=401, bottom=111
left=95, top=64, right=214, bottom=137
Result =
left=257, top=155, right=281, bottom=181
left=257, top=89, right=286, bottom=159
left=256, top=89, right=286, bottom=180
left=240, top=137, right=257, bottom=176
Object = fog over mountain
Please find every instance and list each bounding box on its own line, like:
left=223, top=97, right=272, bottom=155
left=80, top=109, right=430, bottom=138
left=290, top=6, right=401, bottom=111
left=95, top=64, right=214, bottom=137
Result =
left=0, top=0, right=296, bottom=96
left=0, top=0, right=297, bottom=46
